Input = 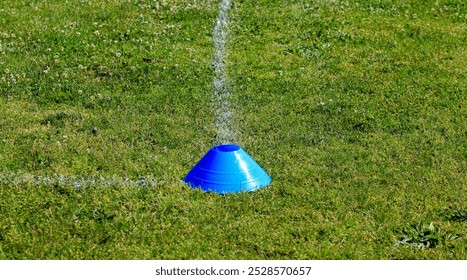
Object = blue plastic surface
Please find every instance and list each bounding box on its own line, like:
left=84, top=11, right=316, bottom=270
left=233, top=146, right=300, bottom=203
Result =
left=183, top=144, right=271, bottom=194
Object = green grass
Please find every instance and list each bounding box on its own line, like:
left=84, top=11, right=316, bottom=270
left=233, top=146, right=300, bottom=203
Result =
left=0, top=0, right=466, bottom=259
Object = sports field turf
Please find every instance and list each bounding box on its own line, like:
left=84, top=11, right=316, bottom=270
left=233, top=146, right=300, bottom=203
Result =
left=0, top=0, right=465, bottom=259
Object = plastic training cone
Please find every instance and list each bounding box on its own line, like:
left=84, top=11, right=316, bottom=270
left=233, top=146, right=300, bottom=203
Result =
left=183, top=144, right=271, bottom=194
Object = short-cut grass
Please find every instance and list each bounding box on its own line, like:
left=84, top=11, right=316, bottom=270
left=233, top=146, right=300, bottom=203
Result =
left=0, top=0, right=466, bottom=259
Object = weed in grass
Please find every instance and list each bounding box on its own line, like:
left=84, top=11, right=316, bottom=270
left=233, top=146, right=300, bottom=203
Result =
left=395, top=222, right=461, bottom=249
left=396, top=222, right=441, bottom=249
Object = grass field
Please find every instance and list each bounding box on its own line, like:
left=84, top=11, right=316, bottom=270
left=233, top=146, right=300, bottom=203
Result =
left=0, top=0, right=466, bottom=259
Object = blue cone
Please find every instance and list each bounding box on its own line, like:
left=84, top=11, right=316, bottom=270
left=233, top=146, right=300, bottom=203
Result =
left=183, top=144, right=271, bottom=194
